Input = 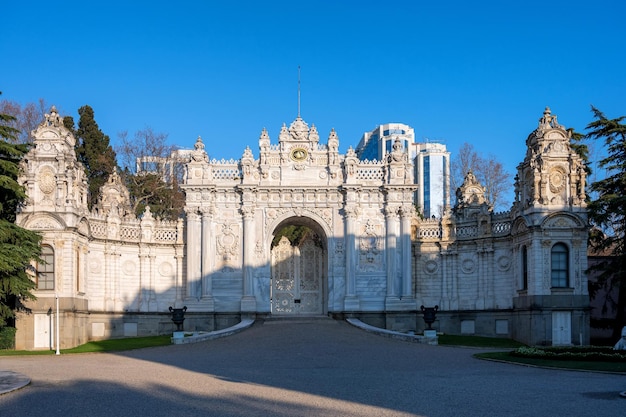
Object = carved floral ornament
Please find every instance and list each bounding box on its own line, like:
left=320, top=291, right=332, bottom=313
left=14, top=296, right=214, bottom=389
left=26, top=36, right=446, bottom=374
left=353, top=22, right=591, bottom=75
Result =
left=217, top=223, right=239, bottom=261
left=288, top=116, right=309, bottom=141
left=548, top=168, right=567, bottom=193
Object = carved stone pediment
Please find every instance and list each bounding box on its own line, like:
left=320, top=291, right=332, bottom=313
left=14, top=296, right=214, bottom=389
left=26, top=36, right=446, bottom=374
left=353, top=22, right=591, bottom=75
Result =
left=542, top=214, right=583, bottom=229
left=94, top=171, right=133, bottom=218
left=24, top=214, right=64, bottom=230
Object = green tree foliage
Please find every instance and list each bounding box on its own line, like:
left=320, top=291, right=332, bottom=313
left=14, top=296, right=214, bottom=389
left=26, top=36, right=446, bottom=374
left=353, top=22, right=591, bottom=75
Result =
left=116, top=127, right=185, bottom=220
left=73, top=105, right=118, bottom=209
left=272, top=225, right=322, bottom=248
left=585, top=106, right=626, bottom=339
left=0, top=93, right=40, bottom=328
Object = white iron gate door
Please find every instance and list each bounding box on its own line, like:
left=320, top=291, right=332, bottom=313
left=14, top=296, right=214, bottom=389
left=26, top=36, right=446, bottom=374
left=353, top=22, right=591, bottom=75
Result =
left=271, top=236, right=322, bottom=315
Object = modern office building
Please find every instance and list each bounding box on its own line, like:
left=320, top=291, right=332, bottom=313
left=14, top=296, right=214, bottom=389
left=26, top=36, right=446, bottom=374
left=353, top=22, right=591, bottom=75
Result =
left=414, top=142, right=450, bottom=218
left=355, top=123, right=415, bottom=161
left=356, top=123, right=450, bottom=218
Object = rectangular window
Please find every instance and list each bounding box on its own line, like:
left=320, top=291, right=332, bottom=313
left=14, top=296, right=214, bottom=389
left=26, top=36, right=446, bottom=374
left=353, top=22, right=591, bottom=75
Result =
left=37, top=245, right=55, bottom=290
left=551, top=243, right=568, bottom=288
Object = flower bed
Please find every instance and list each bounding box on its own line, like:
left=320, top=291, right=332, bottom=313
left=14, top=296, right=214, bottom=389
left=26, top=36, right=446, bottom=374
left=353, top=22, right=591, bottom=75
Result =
left=512, top=346, right=626, bottom=362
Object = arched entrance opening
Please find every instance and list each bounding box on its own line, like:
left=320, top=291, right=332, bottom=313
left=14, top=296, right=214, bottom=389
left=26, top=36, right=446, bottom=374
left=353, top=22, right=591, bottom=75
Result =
left=270, top=218, right=327, bottom=316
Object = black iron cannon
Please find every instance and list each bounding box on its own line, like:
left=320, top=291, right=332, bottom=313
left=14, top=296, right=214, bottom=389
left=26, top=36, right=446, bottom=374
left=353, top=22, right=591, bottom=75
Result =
left=169, top=306, right=187, bottom=331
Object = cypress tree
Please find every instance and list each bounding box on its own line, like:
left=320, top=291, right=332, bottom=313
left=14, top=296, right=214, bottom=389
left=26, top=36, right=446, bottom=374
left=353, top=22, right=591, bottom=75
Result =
left=75, top=105, right=118, bottom=209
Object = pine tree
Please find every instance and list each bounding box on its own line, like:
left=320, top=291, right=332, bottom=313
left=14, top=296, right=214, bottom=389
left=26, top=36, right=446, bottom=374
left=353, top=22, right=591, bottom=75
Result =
left=74, top=105, right=118, bottom=209
left=0, top=93, right=40, bottom=329
left=585, top=106, right=626, bottom=340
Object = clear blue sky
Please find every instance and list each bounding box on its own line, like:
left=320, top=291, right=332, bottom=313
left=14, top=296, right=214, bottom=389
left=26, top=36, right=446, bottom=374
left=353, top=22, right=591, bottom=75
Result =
left=2, top=1, right=624, bottom=189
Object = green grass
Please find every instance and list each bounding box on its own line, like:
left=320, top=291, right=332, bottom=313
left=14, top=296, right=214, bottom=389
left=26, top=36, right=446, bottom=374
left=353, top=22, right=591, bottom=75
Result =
left=438, top=334, right=525, bottom=348
left=0, top=335, right=172, bottom=356
left=475, top=350, right=626, bottom=373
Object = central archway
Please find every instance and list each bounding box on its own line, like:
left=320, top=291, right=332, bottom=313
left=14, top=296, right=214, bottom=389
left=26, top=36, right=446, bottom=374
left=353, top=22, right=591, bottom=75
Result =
left=270, top=218, right=327, bottom=316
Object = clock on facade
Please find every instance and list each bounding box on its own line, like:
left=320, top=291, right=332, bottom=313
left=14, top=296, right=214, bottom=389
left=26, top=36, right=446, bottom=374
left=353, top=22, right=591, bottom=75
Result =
left=290, top=148, right=308, bottom=162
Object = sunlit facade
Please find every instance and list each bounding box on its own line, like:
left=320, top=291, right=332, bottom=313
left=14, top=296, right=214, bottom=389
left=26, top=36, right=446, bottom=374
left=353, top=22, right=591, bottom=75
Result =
left=15, top=107, right=590, bottom=350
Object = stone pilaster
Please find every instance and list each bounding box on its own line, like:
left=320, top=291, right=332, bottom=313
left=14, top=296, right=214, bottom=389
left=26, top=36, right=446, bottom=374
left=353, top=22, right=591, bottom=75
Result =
left=200, top=207, right=214, bottom=309
left=240, top=204, right=257, bottom=312
left=343, top=205, right=359, bottom=310
left=185, top=208, right=201, bottom=301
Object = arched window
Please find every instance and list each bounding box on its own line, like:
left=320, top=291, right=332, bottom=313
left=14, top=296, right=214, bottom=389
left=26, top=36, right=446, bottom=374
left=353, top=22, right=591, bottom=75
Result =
left=37, top=245, right=55, bottom=290
left=521, top=245, right=528, bottom=290
left=551, top=243, right=569, bottom=288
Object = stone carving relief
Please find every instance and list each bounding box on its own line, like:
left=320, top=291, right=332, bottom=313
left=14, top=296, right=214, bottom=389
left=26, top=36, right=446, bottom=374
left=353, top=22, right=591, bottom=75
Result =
left=288, top=116, right=309, bottom=141
left=358, top=219, right=383, bottom=272
left=122, top=260, right=136, bottom=275
left=548, top=167, right=567, bottom=194
left=496, top=255, right=511, bottom=271
left=38, top=166, right=56, bottom=197
left=424, top=259, right=439, bottom=275
left=460, top=257, right=477, bottom=274
left=158, top=262, right=173, bottom=277
left=27, top=216, right=64, bottom=230
left=544, top=215, right=579, bottom=229
left=217, top=223, right=239, bottom=261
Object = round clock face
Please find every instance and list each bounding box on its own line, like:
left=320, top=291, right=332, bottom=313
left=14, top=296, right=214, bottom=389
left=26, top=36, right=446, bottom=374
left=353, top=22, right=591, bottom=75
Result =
left=290, top=148, right=308, bottom=162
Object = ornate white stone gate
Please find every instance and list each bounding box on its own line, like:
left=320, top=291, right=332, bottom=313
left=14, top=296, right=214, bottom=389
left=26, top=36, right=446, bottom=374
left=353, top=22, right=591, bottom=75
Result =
left=181, top=115, right=417, bottom=314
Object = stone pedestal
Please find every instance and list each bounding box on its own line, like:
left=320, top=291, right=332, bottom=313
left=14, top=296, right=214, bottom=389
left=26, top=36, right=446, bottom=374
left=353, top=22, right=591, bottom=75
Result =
left=424, top=329, right=437, bottom=338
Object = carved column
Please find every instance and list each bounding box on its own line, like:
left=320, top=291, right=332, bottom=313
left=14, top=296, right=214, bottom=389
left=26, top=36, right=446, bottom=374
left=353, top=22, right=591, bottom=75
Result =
left=385, top=206, right=399, bottom=298
left=241, top=204, right=257, bottom=312
left=345, top=207, right=357, bottom=296
left=440, top=250, right=449, bottom=310
left=138, top=244, right=148, bottom=311
left=400, top=206, right=412, bottom=298
left=450, top=249, right=459, bottom=310
left=185, top=208, right=201, bottom=300
left=174, top=245, right=184, bottom=307
left=200, top=207, right=214, bottom=304
left=344, top=205, right=359, bottom=310
left=174, top=218, right=184, bottom=306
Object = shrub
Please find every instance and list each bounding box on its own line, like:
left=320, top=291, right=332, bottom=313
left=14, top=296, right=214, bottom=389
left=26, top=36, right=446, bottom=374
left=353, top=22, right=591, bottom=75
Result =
left=512, top=346, right=626, bottom=362
left=0, top=327, right=16, bottom=349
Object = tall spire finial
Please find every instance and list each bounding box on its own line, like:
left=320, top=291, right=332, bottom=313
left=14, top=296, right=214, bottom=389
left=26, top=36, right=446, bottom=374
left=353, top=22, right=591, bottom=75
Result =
left=297, top=65, right=301, bottom=118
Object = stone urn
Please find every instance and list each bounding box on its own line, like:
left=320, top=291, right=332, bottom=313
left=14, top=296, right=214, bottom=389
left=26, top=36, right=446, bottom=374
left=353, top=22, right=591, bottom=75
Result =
left=420, top=305, right=439, bottom=330
left=169, top=306, right=187, bottom=331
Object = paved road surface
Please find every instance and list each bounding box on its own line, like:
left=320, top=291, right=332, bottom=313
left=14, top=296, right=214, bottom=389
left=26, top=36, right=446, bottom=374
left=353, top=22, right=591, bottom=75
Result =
left=1, top=319, right=624, bottom=417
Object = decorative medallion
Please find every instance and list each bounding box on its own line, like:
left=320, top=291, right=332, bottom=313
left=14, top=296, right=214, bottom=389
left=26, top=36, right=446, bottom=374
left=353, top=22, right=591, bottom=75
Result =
left=122, top=261, right=136, bottom=275
left=89, top=260, right=101, bottom=274
left=39, top=168, right=55, bottom=195
left=461, top=258, right=476, bottom=274
left=158, top=262, right=173, bottom=277
left=424, top=260, right=439, bottom=275
left=496, top=256, right=511, bottom=271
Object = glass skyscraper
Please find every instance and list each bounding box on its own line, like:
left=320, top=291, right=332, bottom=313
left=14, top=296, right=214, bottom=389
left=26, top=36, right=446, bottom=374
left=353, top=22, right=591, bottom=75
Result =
left=356, top=124, right=450, bottom=218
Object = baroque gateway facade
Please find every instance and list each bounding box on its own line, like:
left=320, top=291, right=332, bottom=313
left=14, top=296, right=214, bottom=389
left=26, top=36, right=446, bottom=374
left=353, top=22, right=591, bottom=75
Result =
left=14, top=107, right=589, bottom=349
